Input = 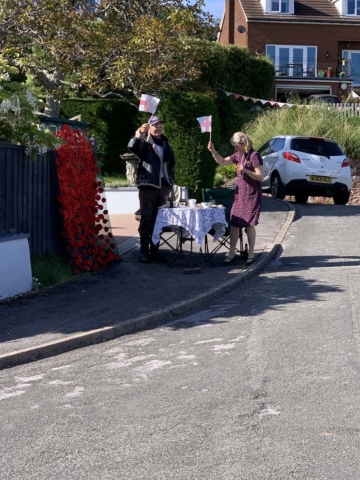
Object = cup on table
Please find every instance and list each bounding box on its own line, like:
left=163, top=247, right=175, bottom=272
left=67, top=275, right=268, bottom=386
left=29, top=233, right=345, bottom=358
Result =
left=188, top=198, right=196, bottom=208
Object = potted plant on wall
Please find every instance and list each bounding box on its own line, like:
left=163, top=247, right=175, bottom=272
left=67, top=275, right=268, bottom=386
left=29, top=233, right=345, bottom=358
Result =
left=326, top=66, right=332, bottom=78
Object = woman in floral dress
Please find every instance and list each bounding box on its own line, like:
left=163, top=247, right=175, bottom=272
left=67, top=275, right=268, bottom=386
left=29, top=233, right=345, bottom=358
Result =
left=208, top=132, right=264, bottom=265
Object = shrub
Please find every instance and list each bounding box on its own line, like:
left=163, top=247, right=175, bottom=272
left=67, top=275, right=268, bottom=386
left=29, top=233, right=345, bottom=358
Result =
left=244, top=103, right=360, bottom=160
left=195, top=44, right=275, bottom=100
left=61, top=98, right=142, bottom=175
left=159, top=92, right=219, bottom=199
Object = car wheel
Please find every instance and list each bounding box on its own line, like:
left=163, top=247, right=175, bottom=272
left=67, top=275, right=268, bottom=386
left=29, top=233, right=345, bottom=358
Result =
left=271, top=173, right=286, bottom=200
left=294, top=194, right=309, bottom=204
left=333, top=191, right=350, bottom=205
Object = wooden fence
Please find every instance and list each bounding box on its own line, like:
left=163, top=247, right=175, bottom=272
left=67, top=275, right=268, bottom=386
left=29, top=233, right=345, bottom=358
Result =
left=0, top=144, right=63, bottom=255
left=332, top=103, right=360, bottom=117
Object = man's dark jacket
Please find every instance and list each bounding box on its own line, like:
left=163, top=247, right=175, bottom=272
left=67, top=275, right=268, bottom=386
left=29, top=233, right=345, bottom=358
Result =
left=128, top=132, right=175, bottom=188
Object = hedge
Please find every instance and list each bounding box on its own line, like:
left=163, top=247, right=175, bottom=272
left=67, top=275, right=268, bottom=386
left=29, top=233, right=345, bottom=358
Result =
left=159, top=92, right=219, bottom=199
left=194, top=44, right=274, bottom=101
left=61, top=99, right=142, bottom=175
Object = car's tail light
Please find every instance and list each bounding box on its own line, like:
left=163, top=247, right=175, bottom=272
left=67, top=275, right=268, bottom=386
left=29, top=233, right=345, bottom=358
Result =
left=341, top=158, right=350, bottom=167
left=283, top=151, right=300, bottom=163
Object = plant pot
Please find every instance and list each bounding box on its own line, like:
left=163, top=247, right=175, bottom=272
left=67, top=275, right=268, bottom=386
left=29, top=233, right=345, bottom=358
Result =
left=326, top=71, right=332, bottom=78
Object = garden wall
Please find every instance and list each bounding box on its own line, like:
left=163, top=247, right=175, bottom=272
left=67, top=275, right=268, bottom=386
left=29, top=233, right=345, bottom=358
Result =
left=349, top=162, right=360, bottom=205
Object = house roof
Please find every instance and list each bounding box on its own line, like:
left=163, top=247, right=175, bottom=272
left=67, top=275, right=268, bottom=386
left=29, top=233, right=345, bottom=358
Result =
left=241, top=0, right=360, bottom=24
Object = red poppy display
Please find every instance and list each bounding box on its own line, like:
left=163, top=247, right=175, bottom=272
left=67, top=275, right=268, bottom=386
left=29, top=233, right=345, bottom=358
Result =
left=55, top=125, right=120, bottom=274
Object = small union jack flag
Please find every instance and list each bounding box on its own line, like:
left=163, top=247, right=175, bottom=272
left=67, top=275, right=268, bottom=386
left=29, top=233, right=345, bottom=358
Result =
left=197, top=115, right=212, bottom=133
left=139, top=94, right=160, bottom=114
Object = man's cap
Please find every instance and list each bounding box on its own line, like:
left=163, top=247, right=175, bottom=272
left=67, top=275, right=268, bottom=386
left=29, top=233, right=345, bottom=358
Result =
left=148, top=116, right=164, bottom=126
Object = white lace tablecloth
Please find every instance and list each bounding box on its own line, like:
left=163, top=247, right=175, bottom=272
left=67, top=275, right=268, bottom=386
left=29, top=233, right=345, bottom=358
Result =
left=152, top=206, right=226, bottom=246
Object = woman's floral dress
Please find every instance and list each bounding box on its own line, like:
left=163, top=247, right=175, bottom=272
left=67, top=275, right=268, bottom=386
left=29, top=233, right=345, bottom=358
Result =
left=229, top=149, right=263, bottom=228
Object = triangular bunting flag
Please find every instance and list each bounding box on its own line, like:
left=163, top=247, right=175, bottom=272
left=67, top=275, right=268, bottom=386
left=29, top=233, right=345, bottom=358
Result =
left=217, top=89, right=295, bottom=108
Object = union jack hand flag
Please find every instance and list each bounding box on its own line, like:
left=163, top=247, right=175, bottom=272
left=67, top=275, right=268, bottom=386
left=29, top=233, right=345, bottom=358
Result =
left=139, top=94, right=160, bottom=114
left=197, top=115, right=212, bottom=133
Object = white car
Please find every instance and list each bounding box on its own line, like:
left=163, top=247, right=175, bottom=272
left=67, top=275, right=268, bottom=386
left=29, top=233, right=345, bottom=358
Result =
left=259, top=135, right=352, bottom=205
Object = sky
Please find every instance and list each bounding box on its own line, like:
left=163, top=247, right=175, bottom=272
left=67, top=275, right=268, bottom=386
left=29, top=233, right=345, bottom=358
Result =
left=202, top=0, right=224, bottom=18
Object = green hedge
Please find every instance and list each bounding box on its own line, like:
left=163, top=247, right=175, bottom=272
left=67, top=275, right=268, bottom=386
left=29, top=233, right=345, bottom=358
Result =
left=61, top=99, right=143, bottom=175
left=215, top=94, right=258, bottom=156
left=195, top=44, right=275, bottom=100
left=159, top=92, right=219, bottom=199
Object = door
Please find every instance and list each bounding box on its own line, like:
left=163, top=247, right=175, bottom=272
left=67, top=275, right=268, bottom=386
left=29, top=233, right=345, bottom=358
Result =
left=258, top=139, right=274, bottom=188
left=342, top=50, right=360, bottom=85
left=266, top=138, right=286, bottom=179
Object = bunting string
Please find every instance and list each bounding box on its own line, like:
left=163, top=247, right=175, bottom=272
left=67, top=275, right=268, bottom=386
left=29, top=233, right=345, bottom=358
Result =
left=217, top=89, right=295, bottom=108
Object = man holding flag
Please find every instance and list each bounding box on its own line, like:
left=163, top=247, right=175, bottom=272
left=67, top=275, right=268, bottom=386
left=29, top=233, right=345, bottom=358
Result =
left=128, top=115, right=175, bottom=263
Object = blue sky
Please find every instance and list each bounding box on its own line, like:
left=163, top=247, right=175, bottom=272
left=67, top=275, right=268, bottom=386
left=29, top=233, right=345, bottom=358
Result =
left=203, top=0, right=224, bottom=18
left=187, top=0, right=224, bottom=18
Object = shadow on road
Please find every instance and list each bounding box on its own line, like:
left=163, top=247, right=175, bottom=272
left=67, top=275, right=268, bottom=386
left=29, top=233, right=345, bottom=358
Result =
left=290, top=202, right=360, bottom=222
left=166, top=271, right=343, bottom=330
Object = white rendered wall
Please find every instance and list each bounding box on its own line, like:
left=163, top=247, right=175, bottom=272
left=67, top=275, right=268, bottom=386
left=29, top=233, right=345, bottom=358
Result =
left=0, top=234, right=32, bottom=300
left=105, top=186, right=189, bottom=214
left=105, top=187, right=140, bottom=214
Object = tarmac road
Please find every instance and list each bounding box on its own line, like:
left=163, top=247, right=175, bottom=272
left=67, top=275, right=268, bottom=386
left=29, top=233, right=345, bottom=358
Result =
left=0, top=196, right=292, bottom=369
left=1, top=202, right=360, bottom=479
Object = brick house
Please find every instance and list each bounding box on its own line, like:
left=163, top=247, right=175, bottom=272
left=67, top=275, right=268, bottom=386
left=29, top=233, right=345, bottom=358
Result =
left=218, top=0, right=360, bottom=101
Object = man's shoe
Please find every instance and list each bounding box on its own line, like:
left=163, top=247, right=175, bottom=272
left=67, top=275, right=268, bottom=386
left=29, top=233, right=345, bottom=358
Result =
left=139, top=251, right=152, bottom=263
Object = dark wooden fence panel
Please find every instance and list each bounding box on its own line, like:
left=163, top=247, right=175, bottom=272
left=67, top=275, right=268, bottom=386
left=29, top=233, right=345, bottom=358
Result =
left=0, top=144, right=63, bottom=255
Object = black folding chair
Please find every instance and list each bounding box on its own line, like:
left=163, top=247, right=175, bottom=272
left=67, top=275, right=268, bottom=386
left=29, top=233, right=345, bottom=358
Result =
left=201, top=188, right=248, bottom=260
left=134, top=208, right=180, bottom=254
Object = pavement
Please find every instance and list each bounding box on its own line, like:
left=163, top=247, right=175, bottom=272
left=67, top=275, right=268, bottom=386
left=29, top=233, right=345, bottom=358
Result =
left=0, top=196, right=294, bottom=370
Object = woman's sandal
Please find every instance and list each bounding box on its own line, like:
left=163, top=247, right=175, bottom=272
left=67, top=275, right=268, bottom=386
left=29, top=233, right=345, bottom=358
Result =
left=245, top=254, right=256, bottom=267
left=222, top=253, right=236, bottom=265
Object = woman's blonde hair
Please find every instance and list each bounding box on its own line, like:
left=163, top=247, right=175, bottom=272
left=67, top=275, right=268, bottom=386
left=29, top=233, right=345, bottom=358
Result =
left=230, top=132, right=253, bottom=153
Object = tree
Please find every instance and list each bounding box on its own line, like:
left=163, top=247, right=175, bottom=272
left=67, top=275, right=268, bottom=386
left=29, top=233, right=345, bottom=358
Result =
left=0, top=0, right=217, bottom=116
left=0, top=56, right=59, bottom=157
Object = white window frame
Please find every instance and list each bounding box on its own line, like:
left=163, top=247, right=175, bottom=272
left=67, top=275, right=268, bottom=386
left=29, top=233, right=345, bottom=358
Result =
left=342, top=50, right=360, bottom=85
left=271, top=0, right=289, bottom=13
left=346, top=0, right=360, bottom=15
left=261, top=0, right=294, bottom=14
left=335, top=0, right=360, bottom=16
left=266, top=44, right=317, bottom=76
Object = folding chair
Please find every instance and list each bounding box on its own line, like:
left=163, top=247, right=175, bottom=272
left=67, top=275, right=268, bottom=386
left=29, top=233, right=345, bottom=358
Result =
left=202, top=187, right=248, bottom=260
left=134, top=207, right=180, bottom=256
left=134, top=185, right=190, bottom=262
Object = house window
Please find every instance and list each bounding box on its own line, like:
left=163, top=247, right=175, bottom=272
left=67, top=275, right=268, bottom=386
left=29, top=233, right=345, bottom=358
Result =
left=266, top=45, right=317, bottom=77
left=347, top=0, right=360, bottom=15
left=271, top=0, right=290, bottom=13
left=343, top=50, right=360, bottom=85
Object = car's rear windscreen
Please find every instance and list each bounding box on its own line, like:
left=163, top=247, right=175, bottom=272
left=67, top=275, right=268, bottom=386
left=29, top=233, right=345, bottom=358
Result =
left=290, top=138, right=344, bottom=156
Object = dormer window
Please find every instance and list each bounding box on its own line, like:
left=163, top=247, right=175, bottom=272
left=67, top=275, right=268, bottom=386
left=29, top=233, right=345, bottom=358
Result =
left=347, top=0, right=360, bottom=15
left=261, top=0, right=294, bottom=14
left=271, top=0, right=290, bottom=13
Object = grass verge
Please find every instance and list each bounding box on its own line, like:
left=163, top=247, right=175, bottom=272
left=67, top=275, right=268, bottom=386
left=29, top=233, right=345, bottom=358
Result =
left=103, top=173, right=130, bottom=188
left=31, top=253, right=74, bottom=290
